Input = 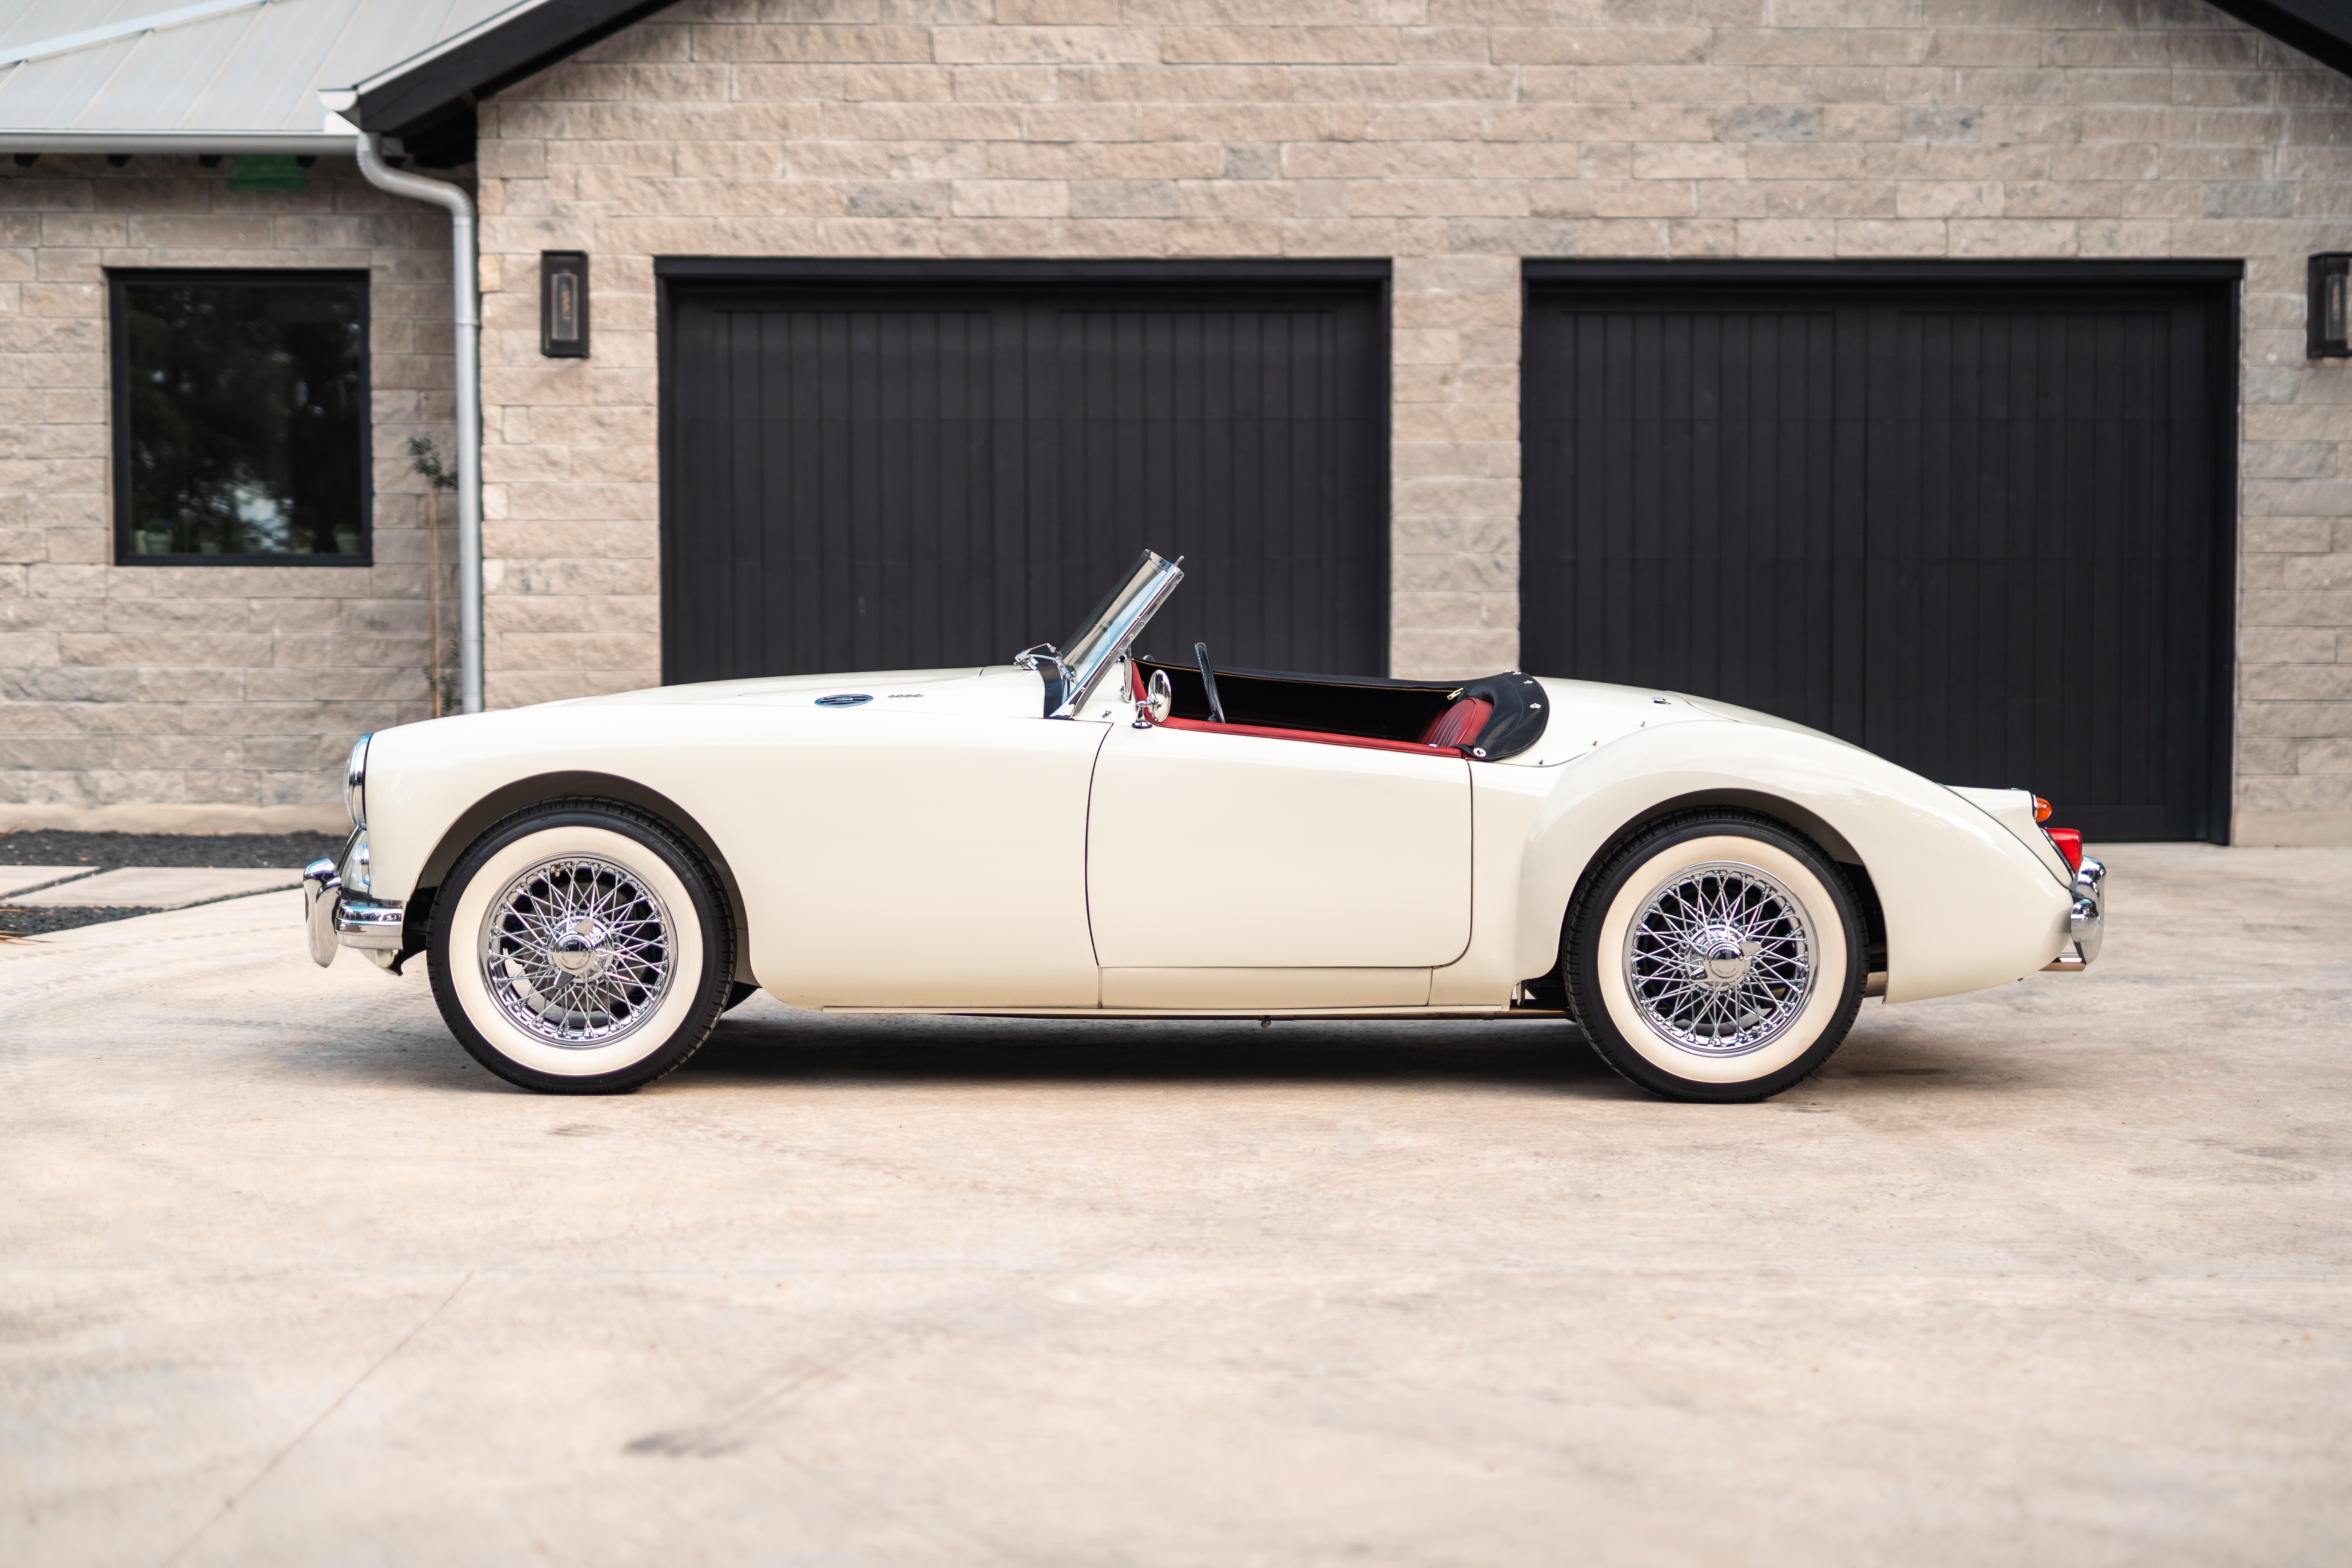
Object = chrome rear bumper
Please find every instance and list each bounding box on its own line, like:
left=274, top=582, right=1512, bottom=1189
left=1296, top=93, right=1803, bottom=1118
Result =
left=2042, top=856, right=2104, bottom=973
left=303, top=854, right=405, bottom=971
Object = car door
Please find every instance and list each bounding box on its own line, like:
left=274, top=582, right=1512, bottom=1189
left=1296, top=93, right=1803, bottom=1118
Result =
left=1085, top=720, right=1473, bottom=1005
left=753, top=704, right=1111, bottom=1009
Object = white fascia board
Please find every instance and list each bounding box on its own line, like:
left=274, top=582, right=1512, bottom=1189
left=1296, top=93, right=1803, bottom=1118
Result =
left=343, top=0, right=549, bottom=96
left=0, top=131, right=356, bottom=154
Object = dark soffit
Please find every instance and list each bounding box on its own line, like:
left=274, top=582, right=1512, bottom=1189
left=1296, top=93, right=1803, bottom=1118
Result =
left=348, top=0, right=684, bottom=142
left=2200, top=0, right=2352, bottom=78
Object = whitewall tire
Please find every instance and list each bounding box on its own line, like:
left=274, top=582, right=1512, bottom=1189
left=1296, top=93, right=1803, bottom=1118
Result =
left=428, top=800, right=737, bottom=1094
left=1565, top=812, right=1866, bottom=1103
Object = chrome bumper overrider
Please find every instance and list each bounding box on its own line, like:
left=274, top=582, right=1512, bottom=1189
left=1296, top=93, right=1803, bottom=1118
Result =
left=303, top=855, right=405, bottom=971
left=2042, top=856, right=2104, bottom=973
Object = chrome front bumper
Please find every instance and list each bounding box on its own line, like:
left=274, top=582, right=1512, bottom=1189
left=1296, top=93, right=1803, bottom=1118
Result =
left=303, top=853, right=405, bottom=971
left=2042, top=856, right=2105, bottom=973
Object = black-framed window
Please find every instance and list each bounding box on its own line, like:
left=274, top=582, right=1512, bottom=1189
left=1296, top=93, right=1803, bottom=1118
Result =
left=110, top=269, right=370, bottom=565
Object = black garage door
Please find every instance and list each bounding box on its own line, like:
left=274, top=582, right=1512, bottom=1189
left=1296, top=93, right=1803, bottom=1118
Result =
left=1521, top=263, right=2238, bottom=842
left=660, top=261, right=1388, bottom=684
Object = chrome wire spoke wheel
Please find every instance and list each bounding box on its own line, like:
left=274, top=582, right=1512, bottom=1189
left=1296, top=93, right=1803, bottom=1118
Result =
left=1620, top=860, right=1816, bottom=1058
left=478, top=853, right=675, bottom=1048
left=434, top=805, right=731, bottom=1093
left=1576, top=820, right=1861, bottom=1102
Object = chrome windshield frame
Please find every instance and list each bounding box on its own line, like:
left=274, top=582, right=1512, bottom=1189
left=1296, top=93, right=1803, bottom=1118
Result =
left=1041, top=550, right=1184, bottom=719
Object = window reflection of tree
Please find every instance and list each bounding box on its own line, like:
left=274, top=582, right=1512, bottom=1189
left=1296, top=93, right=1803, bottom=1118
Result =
left=124, top=281, right=363, bottom=557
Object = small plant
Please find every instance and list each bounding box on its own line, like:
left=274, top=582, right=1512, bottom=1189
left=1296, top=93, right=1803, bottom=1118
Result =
left=409, top=436, right=459, bottom=718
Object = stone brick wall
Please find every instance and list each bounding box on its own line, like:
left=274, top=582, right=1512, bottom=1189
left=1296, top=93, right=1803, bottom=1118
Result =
left=469, top=0, right=2352, bottom=844
left=0, top=159, right=459, bottom=832
left=2, top=0, right=2348, bottom=843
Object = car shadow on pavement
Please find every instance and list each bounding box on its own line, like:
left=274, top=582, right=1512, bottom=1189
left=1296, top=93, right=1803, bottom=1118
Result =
left=296, top=996, right=1982, bottom=1100
left=681, top=1011, right=1626, bottom=1095
left=663, top=1005, right=1989, bottom=1100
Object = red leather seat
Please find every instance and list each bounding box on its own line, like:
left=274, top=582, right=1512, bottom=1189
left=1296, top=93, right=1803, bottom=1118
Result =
left=1420, top=697, right=1492, bottom=750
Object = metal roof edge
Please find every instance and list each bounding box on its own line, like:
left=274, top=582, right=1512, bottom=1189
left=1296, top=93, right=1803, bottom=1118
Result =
left=345, top=0, right=557, bottom=98
left=0, top=132, right=358, bottom=154
left=345, top=0, right=682, bottom=138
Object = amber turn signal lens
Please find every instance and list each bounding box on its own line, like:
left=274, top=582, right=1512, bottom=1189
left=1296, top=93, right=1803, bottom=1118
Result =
left=2032, top=795, right=2052, bottom=823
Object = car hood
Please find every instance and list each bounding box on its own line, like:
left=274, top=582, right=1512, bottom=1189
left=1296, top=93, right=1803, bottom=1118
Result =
left=563, top=664, right=1049, bottom=718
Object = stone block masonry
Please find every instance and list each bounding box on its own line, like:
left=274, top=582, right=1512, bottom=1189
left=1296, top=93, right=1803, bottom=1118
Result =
left=0, top=160, right=459, bottom=832
left=470, top=0, right=2352, bottom=844
left=1, top=0, right=2349, bottom=843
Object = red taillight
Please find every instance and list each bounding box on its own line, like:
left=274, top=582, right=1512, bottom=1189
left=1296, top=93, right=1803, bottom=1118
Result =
left=2046, top=827, right=2083, bottom=872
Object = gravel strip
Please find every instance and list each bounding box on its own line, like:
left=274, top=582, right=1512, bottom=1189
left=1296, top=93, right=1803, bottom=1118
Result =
left=0, top=906, right=165, bottom=938
left=0, top=829, right=347, bottom=870
left=0, top=831, right=345, bottom=936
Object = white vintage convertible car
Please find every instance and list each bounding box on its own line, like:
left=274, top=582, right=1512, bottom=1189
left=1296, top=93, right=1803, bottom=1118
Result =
left=305, top=552, right=2102, bottom=1102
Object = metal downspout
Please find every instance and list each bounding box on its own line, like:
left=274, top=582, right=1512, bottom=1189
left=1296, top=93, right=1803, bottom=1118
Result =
left=353, top=131, right=483, bottom=714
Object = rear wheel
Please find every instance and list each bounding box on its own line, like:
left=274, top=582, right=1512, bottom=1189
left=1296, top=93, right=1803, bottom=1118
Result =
left=1566, top=813, right=1864, bottom=1103
left=428, top=800, right=736, bottom=1094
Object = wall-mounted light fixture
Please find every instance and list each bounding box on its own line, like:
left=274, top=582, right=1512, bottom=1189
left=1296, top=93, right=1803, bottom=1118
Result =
left=541, top=250, right=589, bottom=358
left=2309, top=253, right=2350, bottom=358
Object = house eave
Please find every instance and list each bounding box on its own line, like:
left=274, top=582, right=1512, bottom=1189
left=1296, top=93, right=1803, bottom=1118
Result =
left=346, top=0, right=681, bottom=140
left=2201, top=0, right=2352, bottom=78
left=0, top=132, right=358, bottom=156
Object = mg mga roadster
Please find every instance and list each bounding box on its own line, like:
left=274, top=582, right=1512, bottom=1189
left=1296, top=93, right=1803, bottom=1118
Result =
left=306, top=552, right=2103, bottom=1102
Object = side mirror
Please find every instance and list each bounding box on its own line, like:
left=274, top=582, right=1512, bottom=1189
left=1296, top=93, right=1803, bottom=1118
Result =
left=1139, top=668, right=1173, bottom=727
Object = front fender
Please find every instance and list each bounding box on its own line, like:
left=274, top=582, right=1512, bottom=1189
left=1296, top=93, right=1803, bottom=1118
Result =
left=1510, top=722, right=2072, bottom=1004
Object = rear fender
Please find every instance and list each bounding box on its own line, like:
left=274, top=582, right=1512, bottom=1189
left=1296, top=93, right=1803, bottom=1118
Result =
left=1513, top=723, right=2070, bottom=1004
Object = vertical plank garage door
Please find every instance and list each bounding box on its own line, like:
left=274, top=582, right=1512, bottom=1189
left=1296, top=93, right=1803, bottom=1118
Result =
left=1520, top=264, right=2238, bottom=842
left=661, top=263, right=1388, bottom=684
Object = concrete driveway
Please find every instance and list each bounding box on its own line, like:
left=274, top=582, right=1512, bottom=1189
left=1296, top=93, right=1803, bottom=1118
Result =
left=2, top=845, right=2346, bottom=1566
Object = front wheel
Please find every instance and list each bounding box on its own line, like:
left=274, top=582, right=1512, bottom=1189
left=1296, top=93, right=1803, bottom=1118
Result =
left=1565, top=812, right=1865, bottom=1103
left=428, top=800, right=737, bottom=1094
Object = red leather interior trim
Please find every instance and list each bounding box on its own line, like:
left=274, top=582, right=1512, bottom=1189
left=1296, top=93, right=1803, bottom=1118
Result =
left=2046, top=827, right=2083, bottom=872
left=1421, top=697, right=1493, bottom=748
left=1154, top=714, right=1455, bottom=757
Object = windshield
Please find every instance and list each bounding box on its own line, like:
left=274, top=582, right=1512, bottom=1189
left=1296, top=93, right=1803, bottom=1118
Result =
left=1037, top=550, right=1183, bottom=717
